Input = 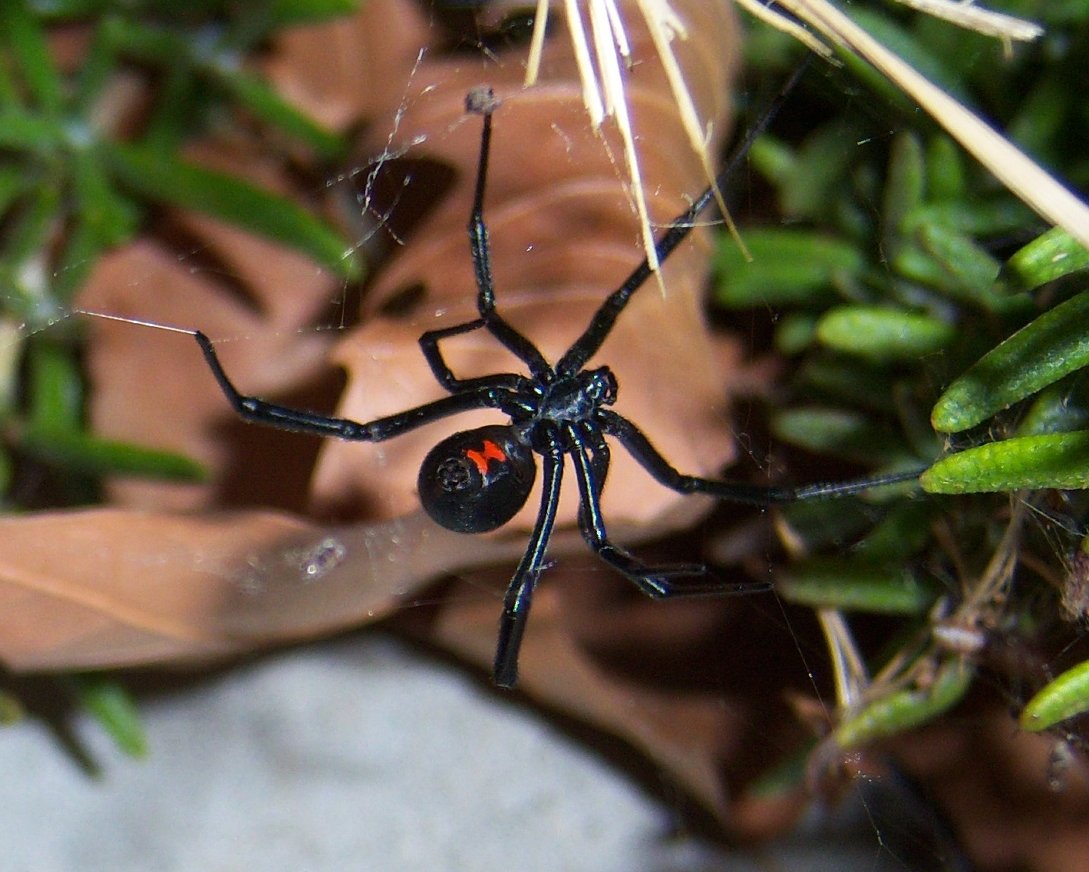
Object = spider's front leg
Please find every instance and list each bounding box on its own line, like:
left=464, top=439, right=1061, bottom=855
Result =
left=555, top=62, right=812, bottom=378
left=464, top=89, right=551, bottom=381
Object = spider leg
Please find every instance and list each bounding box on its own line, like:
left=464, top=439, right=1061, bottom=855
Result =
left=418, top=318, right=528, bottom=395
left=493, top=431, right=564, bottom=689
left=570, top=424, right=765, bottom=598
left=419, top=318, right=485, bottom=388
left=577, top=421, right=609, bottom=526
left=601, top=410, right=923, bottom=505
left=556, top=62, right=809, bottom=377
left=194, top=330, right=521, bottom=442
left=467, top=93, right=552, bottom=380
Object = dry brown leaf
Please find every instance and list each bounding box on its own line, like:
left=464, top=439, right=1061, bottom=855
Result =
left=2, top=0, right=815, bottom=846
left=0, top=507, right=554, bottom=672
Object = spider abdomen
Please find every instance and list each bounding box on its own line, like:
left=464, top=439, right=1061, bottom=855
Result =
left=418, top=425, right=537, bottom=534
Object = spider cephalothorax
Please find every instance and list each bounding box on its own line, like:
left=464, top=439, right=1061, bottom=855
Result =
left=192, top=78, right=918, bottom=688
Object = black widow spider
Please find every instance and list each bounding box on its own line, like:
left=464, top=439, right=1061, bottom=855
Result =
left=191, top=78, right=920, bottom=688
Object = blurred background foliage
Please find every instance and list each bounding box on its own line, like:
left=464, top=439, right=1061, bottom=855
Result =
left=719, top=0, right=1089, bottom=759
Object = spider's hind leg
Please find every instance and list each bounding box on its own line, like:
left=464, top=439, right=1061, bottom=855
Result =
left=571, top=425, right=768, bottom=599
